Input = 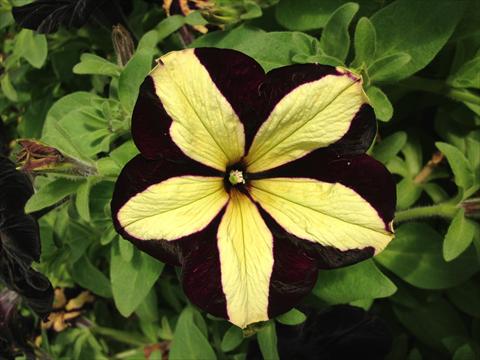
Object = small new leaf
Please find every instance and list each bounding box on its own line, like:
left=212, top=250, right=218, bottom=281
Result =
left=276, top=308, right=307, bottom=326
left=436, top=142, right=474, bottom=190
left=443, top=209, right=476, bottom=262
left=319, top=2, right=359, bottom=62
left=366, top=86, right=393, bottom=121
left=352, top=17, right=376, bottom=68
left=73, top=53, right=121, bottom=77
left=368, top=53, right=411, bottom=84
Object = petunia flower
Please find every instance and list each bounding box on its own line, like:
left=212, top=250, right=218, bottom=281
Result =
left=0, top=289, right=35, bottom=359
left=0, top=156, right=53, bottom=318
left=111, top=48, right=396, bottom=328
left=248, top=305, right=392, bottom=360
left=12, top=0, right=132, bottom=34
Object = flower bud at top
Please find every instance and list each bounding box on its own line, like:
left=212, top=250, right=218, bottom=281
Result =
left=112, top=24, right=135, bottom=66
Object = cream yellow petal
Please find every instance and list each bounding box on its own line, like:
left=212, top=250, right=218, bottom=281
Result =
left=217, top=190, right=274, bottom=328
left=150, top=49, right=245, bottom=170
left=117, top=176, right=228, bottom=241
left=246, top=70, right=368, bottom=173
left=250, top=178, right=393, bottom=254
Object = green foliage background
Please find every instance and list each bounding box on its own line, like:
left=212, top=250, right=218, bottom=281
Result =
left=1, top=0, right=480, bottom=358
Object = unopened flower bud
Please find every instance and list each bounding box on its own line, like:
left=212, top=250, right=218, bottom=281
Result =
left=112, top=24, right=135, bottom=66
left=16, top=139, right=96, bottom=177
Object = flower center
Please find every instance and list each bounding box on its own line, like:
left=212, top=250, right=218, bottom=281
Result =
left=228, top=170, right=246, bottom=185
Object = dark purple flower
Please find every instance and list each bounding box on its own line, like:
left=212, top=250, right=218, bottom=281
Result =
left=248, top=305, right=393, bottom=360
left=12, top=0, right=131, bottom=34
left=111, top=48, right=396, bottom=328
left=0, top=156, right=53, bottom=317
left=0, top=289, right=35, bottom=360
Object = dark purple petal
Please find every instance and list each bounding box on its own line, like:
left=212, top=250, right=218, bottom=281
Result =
left=12, top=0, right=132, bottom=34
left=0, top=156, right=53, bottom=317
left=131, top=76, right=181, bottom=160
left=180, top=212, right=228, bottom=319
left=267, top=230, right=318, bottom=318
left=111, top=154, right=221, bottom=266
left=194, top=47, right=265, bottom=148
left=12, top=0, right=106, bottom=34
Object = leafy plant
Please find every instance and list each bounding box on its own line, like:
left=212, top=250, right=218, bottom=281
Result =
left=1, top=0, right=480, bottom=359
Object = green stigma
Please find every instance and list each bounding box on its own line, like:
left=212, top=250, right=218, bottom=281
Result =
left=229, top=170, right=246, bottom=185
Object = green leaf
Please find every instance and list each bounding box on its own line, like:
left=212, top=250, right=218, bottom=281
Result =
left=137, top=30, right=160, bottom=51
left=376, top=223, right=479, bottom=289
left=402, top=134, right=423, bottom=175
left=423, top=183, right=449, bottom=203
left=396, top=178, right=422, bottom=210
left=17, top=96, right=52, bottom=138
left=42, top=92, right=106, bottom=161
left=0, top=8, right=14, bottom=30
left=119, top=239, right=134, bottom=262
left=453, top=344, right=476, bottom=360
left=14, top=29, right=48, bottom=68
left=313, top=259, right=396, bottom=304
left=319, top=2, right=359, bottom=62
left=436, top=142, right=474, bottom=189
left=370, top=0, right=466, bottom=82
left=45, top=106, right=111, bottom=159
left=110, top=241, right=164, bottom=317
left=372, top=131, right=407, bottom=164
left=221, top=326, right=244, bottom=352
left=169, top=307, right=217, bottom=360
left=136, top=288, right=159, bottom=323
left=25, top=178, right=82, bottom=213
left=393, top=298, right=467, bottom=351
left=447, top=280, right=480, bottom=318
left=443, top=209, right=476, bottom=261
left=73, top=53, right=121, bottom=77
left=191, top=25, right=318, bottom=72
left=368, top=53, right=411, bottom=84
left=65, top=221, right=93, bottom=262
left=118, top=49, right=154, bottom=113
left=449, top=56, right=480, bottom=89
left=109, top=140, right=139, bottom=167
left=100, top=224, right=118, bottom=245
left=1, top=74, right=18, bottom=102
left=156, top=14, right=187, bottom=42
left=275, top=0, right=379, bottom=31
left=275, top=308, right=307, bottom=326
left=240, top=1, right=262, bottom=20
left=71, top=256, right=112, bottom=298
left=352, top=17, right=376, bottom=67
left=466, top=130, right=480, bottom=175
left=75, top=177, right=99, bottom=222
left=257, top=321, right=279, bottom=360
left=366, top=86, right=393, bottom=121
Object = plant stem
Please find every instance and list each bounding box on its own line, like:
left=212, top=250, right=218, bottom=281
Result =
left=413, top=151, right=444, bottom=184
left=394, top=203, right=458, bottom=223
left=90, top=326, right=148, bottom=346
